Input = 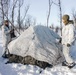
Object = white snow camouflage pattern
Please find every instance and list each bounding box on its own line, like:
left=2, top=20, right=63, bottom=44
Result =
left=8, top=25, right=64, bottom=65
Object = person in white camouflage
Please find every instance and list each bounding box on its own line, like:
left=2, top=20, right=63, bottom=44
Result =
left=2, top=20, right=13, bottom=58
left=62, top=14, right=75, bottom=68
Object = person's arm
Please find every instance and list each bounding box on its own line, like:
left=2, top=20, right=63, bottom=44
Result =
left=59, top=37, right=62, bottom=43
left=2, top=26, right=11, bottom=35
left=67, top=25, right=75, bottom=45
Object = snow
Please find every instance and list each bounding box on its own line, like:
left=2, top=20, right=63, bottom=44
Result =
left=0, top=26, right=76, bottom=75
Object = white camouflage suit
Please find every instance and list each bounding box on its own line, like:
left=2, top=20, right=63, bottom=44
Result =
left=2, top=25, right=11, bottom=54
left=62, top=23, right=75, bottom=64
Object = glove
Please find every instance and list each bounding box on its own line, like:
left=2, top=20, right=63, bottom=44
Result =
left=10, top=29, right=14, bottom=33
left=59, top=38, right=62, bottom=43
left=67, top=43, right=71, bottom=47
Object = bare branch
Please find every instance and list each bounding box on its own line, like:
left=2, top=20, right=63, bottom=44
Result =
left=53, top=2, right=59, bottom=6
left=11, top=0, right=18, bottom=24
left=57, top=0, right=62, bottom=35
left=13, top=0, right=18, bottom=8
left=47, top=0, right=53, bottom=27
left=21, top=5, right=30, bottom=23
left=72, top=9, right=76, bottom=28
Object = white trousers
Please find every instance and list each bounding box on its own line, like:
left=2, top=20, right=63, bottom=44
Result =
left=2, top=45, right=8, bottom=55
left=63, top=45, right=74, bottom=64
left=3, top=41, right=10, bottom=55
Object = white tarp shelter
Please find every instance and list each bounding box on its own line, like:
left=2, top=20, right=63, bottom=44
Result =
left=8, top=25, right=64, bottom=65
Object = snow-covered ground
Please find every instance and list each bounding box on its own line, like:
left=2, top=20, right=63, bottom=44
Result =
left=0, top=29, right=76, bottom=75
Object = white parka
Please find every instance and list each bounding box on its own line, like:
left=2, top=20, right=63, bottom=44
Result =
left=62, top=23, right=75, bottom=45
left=2, top=25, right=11, bottom=47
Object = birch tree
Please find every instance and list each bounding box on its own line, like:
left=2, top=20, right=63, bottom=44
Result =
left=53, top=0, right=62, bottom=35
left=72, top=9, right=76, bottom=29
left=47, top=0, right=53, bottom=27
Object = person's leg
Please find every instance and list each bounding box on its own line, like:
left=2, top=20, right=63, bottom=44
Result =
left=2, top=46, right=7, bottom=57
left=62, top=45, right=75, bottom=68
left=2, top=44, right=9, bottom=58
left=63, top=45, right=74, bottom=64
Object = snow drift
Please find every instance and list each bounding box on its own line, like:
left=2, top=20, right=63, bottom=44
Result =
left=8, top=25, right=64, bottom=65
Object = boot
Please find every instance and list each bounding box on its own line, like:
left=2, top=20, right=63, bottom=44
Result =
left=62, top=61, right=76, bottom=69
left=2, top=51, right=8, bottom=58
left=68, top=62, right=76, bottom=69
left=62, top=61, right=68, bottom=66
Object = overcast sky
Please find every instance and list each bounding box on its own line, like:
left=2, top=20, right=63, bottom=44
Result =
left=25, top=0, right=76, bottom=27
